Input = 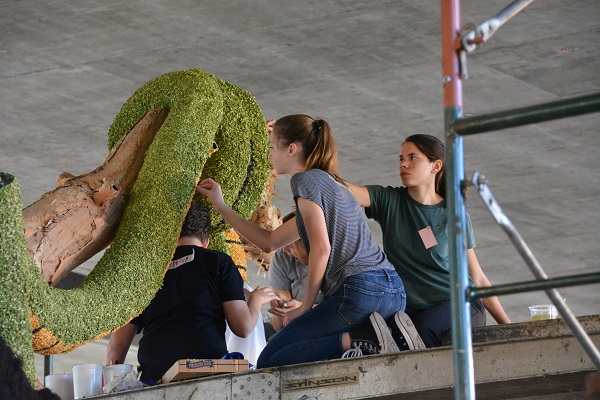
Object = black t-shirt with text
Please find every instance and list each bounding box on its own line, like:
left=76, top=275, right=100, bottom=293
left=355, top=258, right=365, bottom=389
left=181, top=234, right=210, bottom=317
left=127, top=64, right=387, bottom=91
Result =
left=131, top=245, right=245, bottom=381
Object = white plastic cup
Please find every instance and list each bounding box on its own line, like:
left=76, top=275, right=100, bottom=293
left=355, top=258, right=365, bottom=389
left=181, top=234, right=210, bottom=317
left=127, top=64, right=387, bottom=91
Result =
left=72, top=363, right=103, bottom=399
left=44, top=373, right=74, bottom=400
left=104, top=364, right=133, bottom=384
left=529, top=304, right=558, bottom=321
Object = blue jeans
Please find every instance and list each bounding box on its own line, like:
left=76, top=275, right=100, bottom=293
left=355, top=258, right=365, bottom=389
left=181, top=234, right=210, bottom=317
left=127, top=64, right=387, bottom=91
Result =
left=256, top=269, right=405, bottom=368
left=406, top=298, right=486, bottom=348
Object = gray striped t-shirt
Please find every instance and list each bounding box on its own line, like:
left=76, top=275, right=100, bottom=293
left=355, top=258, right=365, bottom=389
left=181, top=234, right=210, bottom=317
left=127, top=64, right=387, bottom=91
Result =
left=290, top=169, right=395, bottom=297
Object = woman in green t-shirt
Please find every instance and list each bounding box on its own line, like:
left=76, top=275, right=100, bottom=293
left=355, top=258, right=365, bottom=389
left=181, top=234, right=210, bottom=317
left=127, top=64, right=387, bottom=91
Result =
left=347, top=134, right=511, bottom=347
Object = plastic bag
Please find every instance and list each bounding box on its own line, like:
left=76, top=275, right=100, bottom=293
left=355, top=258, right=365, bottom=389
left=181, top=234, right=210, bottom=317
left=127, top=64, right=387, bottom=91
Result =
left=225, top=283, right=267, bottom=367
left=102, top=370, right=143, bottom=394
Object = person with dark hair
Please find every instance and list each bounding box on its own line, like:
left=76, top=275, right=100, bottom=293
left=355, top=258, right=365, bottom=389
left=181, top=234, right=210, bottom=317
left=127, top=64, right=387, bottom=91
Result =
left=347, top=134, right=511, bottom=348
left=0, top=335, right=60, bottom=400
left=198, top=115, right=423, bottom=369
left=105, top=201, right=278, bottom=383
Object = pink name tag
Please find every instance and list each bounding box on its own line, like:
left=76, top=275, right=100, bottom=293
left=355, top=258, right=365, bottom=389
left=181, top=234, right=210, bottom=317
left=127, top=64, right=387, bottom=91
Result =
left=418, top=226, right=438, bottom=249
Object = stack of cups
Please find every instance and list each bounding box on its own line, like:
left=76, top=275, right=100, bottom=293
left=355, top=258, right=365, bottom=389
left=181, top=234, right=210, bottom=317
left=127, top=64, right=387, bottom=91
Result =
left=44, top=373, right=74, bottom=400
left=72, top=363, right=103, bottom=399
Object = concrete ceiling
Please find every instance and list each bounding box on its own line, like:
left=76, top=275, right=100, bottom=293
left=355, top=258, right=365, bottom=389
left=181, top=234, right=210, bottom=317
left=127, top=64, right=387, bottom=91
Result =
left=1, top=0, right=598, bottom=381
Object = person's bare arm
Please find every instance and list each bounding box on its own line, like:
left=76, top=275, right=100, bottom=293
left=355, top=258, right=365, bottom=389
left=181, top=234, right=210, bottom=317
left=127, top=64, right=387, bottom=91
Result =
left=105, top=323, right=137, bottom=365
left=467, top=249, right=511, bottom=324
left=270, top=299, right=306, bottom=331
left=224, top=287, right=279, bottom=337
left=197, top=178, right=298, bottom=252
left=281, top=197, right=330, bottom=325
left=345, top=182, right=371, bottom=208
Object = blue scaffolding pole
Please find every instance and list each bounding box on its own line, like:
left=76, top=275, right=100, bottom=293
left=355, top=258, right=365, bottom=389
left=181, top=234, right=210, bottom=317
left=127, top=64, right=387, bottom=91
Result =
left=440, top=1, right=600, bottom=398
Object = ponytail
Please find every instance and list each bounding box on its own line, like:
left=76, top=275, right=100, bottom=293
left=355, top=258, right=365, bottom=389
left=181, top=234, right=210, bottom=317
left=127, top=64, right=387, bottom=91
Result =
left=274, top=115, right=344, bottom=183
left=436, top=168, right=446, bottom=199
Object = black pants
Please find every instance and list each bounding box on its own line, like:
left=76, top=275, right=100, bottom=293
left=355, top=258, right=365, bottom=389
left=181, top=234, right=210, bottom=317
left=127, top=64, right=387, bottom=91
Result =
left=406, top=298, right=486, bottom=348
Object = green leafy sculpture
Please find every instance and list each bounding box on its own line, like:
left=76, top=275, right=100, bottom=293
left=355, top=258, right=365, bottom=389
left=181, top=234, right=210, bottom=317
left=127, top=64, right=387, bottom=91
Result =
left=0, top=69, right=270, bottom=384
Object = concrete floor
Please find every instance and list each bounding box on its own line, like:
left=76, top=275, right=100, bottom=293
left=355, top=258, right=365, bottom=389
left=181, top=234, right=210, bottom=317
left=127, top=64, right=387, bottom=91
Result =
left=0, top=0, right=598, bottom=384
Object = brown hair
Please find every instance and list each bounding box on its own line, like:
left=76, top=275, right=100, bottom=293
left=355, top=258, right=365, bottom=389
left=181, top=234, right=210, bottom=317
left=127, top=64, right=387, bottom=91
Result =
left=273, top=114, right=343, bottom=182
left=404, top=134, right=446, bottom=198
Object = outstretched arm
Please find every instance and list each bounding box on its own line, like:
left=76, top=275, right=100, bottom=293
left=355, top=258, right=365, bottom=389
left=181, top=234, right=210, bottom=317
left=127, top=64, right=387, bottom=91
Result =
left=105, top=323, right=137, bottom=365
left=345, top=181, right=371, bottom=208
left=467, top=249, right=511, bottom=324
left=197, top=178, right=298, bottom=252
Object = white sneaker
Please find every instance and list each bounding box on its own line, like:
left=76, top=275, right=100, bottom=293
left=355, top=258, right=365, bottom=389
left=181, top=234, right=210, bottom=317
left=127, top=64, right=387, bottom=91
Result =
left=390, top=311, right=426, bottom=350
left=371, top=312, right=401, bottom=354
left=341, top=347, right=363, bottom=358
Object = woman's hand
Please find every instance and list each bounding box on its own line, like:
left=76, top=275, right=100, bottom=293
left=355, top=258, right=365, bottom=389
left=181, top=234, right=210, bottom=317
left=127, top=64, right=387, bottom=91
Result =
left=196, top=178, right=225, bottom=206
left=246, top=286, right=280, bottom=309
left=268, top=298, right=303, bottom=318
left=281, top=303, right=311, bottom=327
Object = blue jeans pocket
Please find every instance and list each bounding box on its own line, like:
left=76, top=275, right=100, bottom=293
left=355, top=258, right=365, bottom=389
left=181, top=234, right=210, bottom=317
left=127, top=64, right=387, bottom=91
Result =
left=337, top=282, right=384, bottom=325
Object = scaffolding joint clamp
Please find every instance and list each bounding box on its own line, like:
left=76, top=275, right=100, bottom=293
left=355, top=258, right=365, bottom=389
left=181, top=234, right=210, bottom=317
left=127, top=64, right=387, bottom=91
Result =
left=461, top=19, right=500, bottom=52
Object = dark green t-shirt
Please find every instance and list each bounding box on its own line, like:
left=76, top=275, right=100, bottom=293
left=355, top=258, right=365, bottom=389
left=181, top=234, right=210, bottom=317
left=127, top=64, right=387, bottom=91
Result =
left=365, top=185, right=475, bottom=309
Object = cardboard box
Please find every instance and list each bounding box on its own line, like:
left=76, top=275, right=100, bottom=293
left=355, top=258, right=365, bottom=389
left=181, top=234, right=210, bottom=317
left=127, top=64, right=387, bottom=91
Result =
left=161, top=359, right=250, bottom=383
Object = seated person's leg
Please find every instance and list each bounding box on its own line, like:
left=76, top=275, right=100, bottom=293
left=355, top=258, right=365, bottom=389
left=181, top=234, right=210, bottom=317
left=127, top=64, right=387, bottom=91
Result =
left=407, top=299, right=487, bottom=348
left=257, top=296, right=351, bottom=368
left=470, top=298, right=486, bottom=327
left=406, top=302, right=452, bottom=348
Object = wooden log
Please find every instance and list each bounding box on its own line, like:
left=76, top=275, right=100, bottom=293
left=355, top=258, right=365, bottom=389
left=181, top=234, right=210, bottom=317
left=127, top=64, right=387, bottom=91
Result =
left=22, top=108, right=168, bottom=285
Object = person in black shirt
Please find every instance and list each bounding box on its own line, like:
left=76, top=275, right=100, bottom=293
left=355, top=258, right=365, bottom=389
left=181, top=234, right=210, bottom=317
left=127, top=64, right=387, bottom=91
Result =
left=106, top=202, right=278, bottom=383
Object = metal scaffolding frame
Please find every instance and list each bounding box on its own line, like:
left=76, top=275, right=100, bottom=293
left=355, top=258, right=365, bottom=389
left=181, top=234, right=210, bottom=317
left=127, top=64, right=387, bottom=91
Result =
left=441, top=0, right=600, bottom=398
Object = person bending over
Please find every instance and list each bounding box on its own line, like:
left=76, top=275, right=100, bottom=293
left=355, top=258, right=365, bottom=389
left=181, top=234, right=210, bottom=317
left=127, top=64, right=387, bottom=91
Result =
left=198, top=115, right=423, bottom=369
left=266, top=212, right=324, bottom=335
left=105, top=202, right=278, bottom=383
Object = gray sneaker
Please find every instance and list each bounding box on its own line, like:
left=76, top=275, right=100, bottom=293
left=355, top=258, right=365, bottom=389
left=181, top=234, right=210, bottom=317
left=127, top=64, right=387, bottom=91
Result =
left=389, top=311, right=426, bottom=350
left=345, top=312, right=400, bottom=357
left=371, top=312, right=401, bottom=354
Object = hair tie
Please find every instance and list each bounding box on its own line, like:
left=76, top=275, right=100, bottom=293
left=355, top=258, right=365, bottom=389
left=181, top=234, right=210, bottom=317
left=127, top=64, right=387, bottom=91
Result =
left=313, top=119, right=321, bottom=132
